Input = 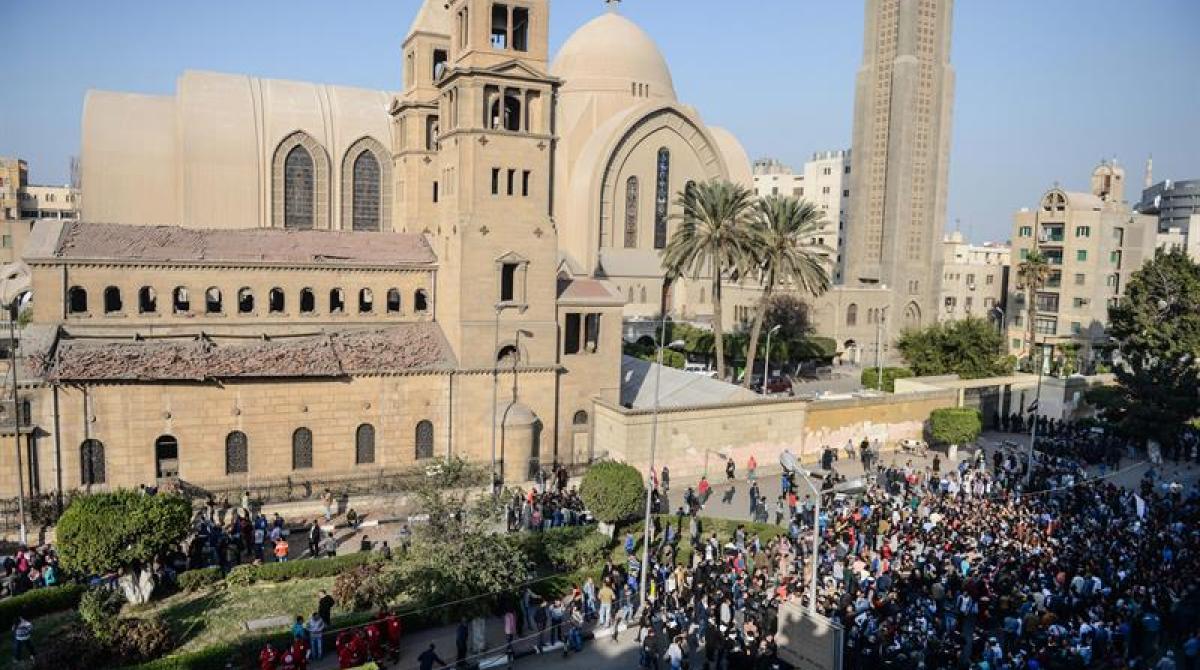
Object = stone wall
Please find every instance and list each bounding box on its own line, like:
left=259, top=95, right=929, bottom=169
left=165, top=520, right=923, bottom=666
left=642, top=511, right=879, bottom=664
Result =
left=593, top=390, right=957, bottom=480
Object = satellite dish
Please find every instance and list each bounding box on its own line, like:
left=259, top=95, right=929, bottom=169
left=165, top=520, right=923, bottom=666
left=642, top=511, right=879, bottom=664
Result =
left=779, top=449, right=797, bottom=473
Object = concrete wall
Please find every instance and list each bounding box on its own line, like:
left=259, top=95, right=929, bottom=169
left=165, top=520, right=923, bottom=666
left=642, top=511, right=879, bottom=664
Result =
left=593, top=389, right=956, bottom=481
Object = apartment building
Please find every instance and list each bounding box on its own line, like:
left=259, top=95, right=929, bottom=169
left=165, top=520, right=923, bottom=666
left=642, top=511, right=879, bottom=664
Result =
left=938, top=231, right=1009, bottom=323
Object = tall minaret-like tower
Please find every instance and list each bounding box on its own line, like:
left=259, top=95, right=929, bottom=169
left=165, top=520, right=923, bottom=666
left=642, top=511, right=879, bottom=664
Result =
left=843, top=0, right=956, bottom=333
left=1145, top=155, right=1154, bottom=189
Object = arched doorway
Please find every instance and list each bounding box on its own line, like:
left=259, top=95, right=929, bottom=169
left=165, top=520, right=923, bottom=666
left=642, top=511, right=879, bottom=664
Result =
left=155, top=435, right=179, bottom=479
left=843, top=339, right=858, bottom=365
left=904, top=301, right=922, bottom=330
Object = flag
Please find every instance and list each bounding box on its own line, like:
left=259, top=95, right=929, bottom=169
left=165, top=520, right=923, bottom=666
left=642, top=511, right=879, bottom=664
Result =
left=1026, top=399, right=1039, bottom=414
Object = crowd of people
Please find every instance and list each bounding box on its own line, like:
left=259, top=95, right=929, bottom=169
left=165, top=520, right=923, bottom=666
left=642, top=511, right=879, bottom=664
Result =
left=0, top=543, right=60, bottom=598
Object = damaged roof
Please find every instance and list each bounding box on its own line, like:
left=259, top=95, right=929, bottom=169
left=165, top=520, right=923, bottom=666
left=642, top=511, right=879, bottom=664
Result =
left=40, top=221, right=436, bottom=267
left=28, top=323, right=455, bottom=382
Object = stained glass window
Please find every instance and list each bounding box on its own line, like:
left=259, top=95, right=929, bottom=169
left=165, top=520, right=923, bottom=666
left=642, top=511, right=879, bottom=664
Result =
left=654, top=148, right=670, bottom=249
left=352, top=151, right=381, bottom=232
left=292, top=428, right=313, bottom=470
left=624, top=176, right=639, bottom=248
left=225, top=431, right=248, bottom=475
left=284, top=146, right=315, bottom=230
left=415, top=420, right=434, bottom=460
left=355, top=424, right=376, bottom=465
left=81, top=439, right=105, bottom=485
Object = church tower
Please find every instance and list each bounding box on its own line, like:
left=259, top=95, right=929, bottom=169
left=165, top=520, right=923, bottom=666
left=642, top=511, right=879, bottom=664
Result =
left=431, top=0, right=560, bottom=370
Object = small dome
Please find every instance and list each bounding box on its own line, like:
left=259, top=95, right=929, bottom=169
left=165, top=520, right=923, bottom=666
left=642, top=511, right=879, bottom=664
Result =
left=552, top=11, right=676, bottom=101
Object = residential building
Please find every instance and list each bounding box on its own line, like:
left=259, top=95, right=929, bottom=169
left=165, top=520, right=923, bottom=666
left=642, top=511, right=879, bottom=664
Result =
left=1006, top=161, right=1158, bottom=363
left=938, top=231, right=1009, bottom=323
left=842, top=0, right=956, bottom=335
left=0, top=157, right=81, bottom=263
left=18, top=185, right=80, bottom=221
left=751, top=150, right=851, bottom=283
left=0, top=158, right=26, bottom=221
left=1137, top=177, right=1200, bottom=262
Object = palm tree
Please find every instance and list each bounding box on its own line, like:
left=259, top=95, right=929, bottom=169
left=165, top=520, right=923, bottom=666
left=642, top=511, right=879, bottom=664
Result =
left=1017, top=250, right=1051, bottom=365
left=740, top=196, right=832, bottom=389
left=661, top=180, right=756, bottom=381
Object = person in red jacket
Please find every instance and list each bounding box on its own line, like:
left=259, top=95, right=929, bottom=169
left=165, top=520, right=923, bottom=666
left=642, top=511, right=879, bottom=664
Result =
left=336, top=630, right=357, bottom=669
left=290, top=638, right=310, bottom=670
left=278, top=647, right=299, bottom=670
left=259, top=643, right=280, bottom=670
left=383, top=609, right=403, bottom=661
left=365, top=621, right=385, bottom=660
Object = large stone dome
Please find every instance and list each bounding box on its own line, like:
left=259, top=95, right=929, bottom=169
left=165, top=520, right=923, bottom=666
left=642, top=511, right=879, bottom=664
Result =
left=551, top=11, right=677, bottom=101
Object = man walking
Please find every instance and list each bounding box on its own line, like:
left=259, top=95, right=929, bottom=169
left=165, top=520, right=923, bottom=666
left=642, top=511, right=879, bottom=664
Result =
left=12, top=613, right=33, bottom=662
left=307, top=519, right=321, bottom=558
left=417, top=643, right=447, bottom=670
left=661, top=465, right=670, bottom=493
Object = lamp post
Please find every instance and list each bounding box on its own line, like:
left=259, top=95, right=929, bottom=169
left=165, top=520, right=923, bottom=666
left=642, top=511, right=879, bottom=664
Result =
left=792, top=467, right=821, bottom=615
left=1025, top=332, right=1045, bottom=488
left=874, top=307, right=888, bottom=391
left=761, top=324, right=781, bottom=396
left=490, top=303, right=514, bottom=492
left=5, top=300, right=26, bottom=545
left=637, top=308, right=685, bottom=612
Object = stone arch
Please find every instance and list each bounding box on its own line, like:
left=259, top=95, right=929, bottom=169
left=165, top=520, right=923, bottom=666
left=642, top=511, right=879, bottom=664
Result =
left=903, top=301, right=922, bottom=329
left=340, top=136, right=393, bottom=232
left=272, top=131, right=331, bottom=230
left=292, top=427, right=313, bottom=470
left=225, top=431, right=248, bottom=475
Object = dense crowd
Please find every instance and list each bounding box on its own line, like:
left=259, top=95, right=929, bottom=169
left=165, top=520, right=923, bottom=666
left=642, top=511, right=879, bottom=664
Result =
left=0, top=544, right=61, bottom=597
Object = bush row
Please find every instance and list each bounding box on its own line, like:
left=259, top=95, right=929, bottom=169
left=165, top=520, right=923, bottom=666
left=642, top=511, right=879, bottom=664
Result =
left=0, top=582, right=86, bottom=630
left=176, top=566, right=223, bottom=593
left=224, top=551, right=375, bottom=586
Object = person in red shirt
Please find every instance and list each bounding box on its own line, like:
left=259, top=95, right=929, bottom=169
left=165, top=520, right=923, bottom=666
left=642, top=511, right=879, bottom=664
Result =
left=336, top=631, right=356, bottom=669
left=383, top=610, right=403, bottom=661
left=365, top=621, right=384, bottom=660
left=259, top=643, right=280, bottom=670
left=290, top=638, right=310, bottom=670
left=278, top=648, right=299, bottom=670
left=697, top=476, right=711, bottom=505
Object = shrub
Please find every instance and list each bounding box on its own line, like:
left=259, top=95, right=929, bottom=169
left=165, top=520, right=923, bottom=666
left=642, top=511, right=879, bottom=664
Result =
left=176, top=566, right=223, bottom=593
left=929, top=407, right=983, bottom=446
left=226, top=552, right=376, bottom=587
left=332, top=561, right=397, bottom=612
left=539, top=527, right=610, bottom=570
left=860, top=366, right=913, bottom=393
left=32, top=626, right=106, bottom=670
left=0, top=582, right=86, bottom=631
left=579, top=461, right=645, bottom=524
left=80, top=585, right=126, bottom=641
left=57, top=491, right=192, bottom=576
left=113, top=617, right=176, bottom=664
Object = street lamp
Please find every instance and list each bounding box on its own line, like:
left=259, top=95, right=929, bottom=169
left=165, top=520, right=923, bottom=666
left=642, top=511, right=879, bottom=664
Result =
left=637, top=308, right=685, bottom=612
left=761, top=324, right=781, bottom=396
left=790, top=464, right=821, bottom=615
left=1025, top=331, right=1046, bottom=488
left=874, top=307, right=888, bottom=391
left=3, top=298, right=26, bottom=545
left=490, top=303, right=516, bottom=493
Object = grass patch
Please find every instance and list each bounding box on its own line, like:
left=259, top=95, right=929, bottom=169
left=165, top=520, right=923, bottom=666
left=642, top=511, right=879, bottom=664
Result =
left=0, top=609, right=81, bottom=670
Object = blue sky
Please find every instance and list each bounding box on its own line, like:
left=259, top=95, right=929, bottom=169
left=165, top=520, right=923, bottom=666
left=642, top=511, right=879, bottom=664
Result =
left=1, top=0, right=1197, bottom=243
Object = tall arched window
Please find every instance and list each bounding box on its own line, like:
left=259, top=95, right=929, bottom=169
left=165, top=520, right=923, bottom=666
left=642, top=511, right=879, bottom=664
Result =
left=67, top=286, right=88, bottom=314
left=205, top=287, right=223, bottom=314
left=80, top=439, right=105, bottom=485
left=653, top=148, right=670, bottom=249
left=292, top=428, right=313, bottom=470
left=139, top=287, right=157, bottom=314
left=358, top=288, right=374, bottom=313
left=329, top=288, right=345, bottom=313
left=300, top=288, right=315, bottom=314
left=415, top=420, right=434, bottom=460
left=269, top=288, right=285, bottom=313
left=238, top=288, right=255, bottom=314
left=225, top=431, right=248, bottom=475
left=414, top=289, right=429, bottom=313
left=640, top=286, right=647, bottom=304
left=623, top=176, right=639, bottom=248
left=351, top=150, right=381, bottom=232
left=103, top=286, right=122, bottom=314
left=173, top=286, right=190, bottom=313
left=355, top=424, right=375, bottom=465
left=846, top=303, right=858, bottom=327
left=154, top=435, right=179, bottom=479
left=386, top=289, right=402, bottom=313
left=284, top=145, right=315, bottom=230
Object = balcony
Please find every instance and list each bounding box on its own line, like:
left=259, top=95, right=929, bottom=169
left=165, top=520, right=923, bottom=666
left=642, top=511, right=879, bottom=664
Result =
left=1038, top=225, right=1065, bottom=244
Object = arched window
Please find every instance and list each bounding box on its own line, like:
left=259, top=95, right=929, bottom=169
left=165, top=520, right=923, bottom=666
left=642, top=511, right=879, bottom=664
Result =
left=623, top=176, right=639, bottom=248
left=846, top=303, right=858, bottom=327
left=284, top=145, right=315, bottom=230
left=904, top=302, right=922, bottom=329
left=205, top=287, right=222, bottom=314
left=103, top=286, right=122, bottom=314
left=80, top=439, right=105, bottom=485
left=387, top=289, right=402, bottom=314
left=355, top=424, right=375, bottom=465
left=292, top=428, right=313, bottom=470
left=67, top=286, right=87, bottom=314
left=358, top=288, right=374, bottom=313
left=497, top=345, right=519, bottom=364
left=414, top=289, right=429, bottom=313
left=639, top=286, right=647, bottom=304
left=154, top=435, right=179, bottom=479
left=173, top=286, right=190, bottom=313
left=490, top=89, right=522, bottom=132
left=415, top=420, right=434, bottom=460
left=351, top=150, right=381, bottom=232
left=225, top=431, right=248, bottom=475
left=329, top=288, right=346, bottom=313
left=269, top=288, right=285, bottom=313
left=300, top=288, right=315, bottom=314
left=238, top=287, right=254, bottom=314
left=627, top=287, right=634, bottom=303
left=653, top=148, right=670, bottom=249
left=572, top=411, right=589, bottom=426
left=139, top=287, right=157, bottom=314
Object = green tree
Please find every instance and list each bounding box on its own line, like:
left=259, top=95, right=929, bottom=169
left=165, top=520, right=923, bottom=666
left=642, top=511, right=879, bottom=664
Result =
left=928, top=407, right=983, bottom=446
left=861, top=367, right=913, bottom=392
left=1017, top=250, right=1051, bottom=364
left=1105, top=249, right=1200, bottom=447
left=57, top=491, right=191, bottom=603
left=740, top=196, right=831, bottom=388
left=896, top=317, right=1013, bottom=379
left=579, top=461, right=645, bottom=525
left=662, top=180, right=757, bottom=381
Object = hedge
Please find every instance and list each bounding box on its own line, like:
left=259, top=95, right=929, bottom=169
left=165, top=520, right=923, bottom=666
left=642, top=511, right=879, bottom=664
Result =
left=0, top=582, right=86, bottom=630
left=929, top=407, right=983, bottom=446
left=579, top=461, right=645, bottom=524
left=791, top=336, right=838, bottom=361
left=176, top=566, right=223, bottom=593
left=861, top=366, right=913, bottom=393
left=225, top=551, right=376, bottom=586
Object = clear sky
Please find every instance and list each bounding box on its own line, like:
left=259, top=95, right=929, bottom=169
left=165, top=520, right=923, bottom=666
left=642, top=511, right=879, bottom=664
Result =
left=1, top=0, right=1197, bottom=243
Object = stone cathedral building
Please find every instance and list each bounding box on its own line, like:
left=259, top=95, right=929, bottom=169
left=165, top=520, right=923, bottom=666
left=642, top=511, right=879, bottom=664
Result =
left=1, top=0, right=758, bottom=497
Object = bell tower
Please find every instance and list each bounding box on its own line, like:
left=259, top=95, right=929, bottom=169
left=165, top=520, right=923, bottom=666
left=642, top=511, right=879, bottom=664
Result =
left=432, top=0, right=560, bottom=370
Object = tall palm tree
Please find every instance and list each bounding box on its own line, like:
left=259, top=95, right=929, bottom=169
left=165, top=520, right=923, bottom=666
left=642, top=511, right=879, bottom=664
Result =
left=1017, top=250, right=1051, bottom=365
left=741, top=196, right=833, bottom=389
left=661, top=180, right=756, bottom=381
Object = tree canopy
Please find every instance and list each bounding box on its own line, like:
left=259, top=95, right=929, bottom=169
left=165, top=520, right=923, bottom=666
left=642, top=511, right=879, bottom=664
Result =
left=57, top=491, right=192, bottom=575
left=896, top=317, right=1014, bottom=379
left=929, top=407, right=983, bottom=446
left=1103, top=249, right=1200, bottom=445
left=579, top=461, right=646, bottom=524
